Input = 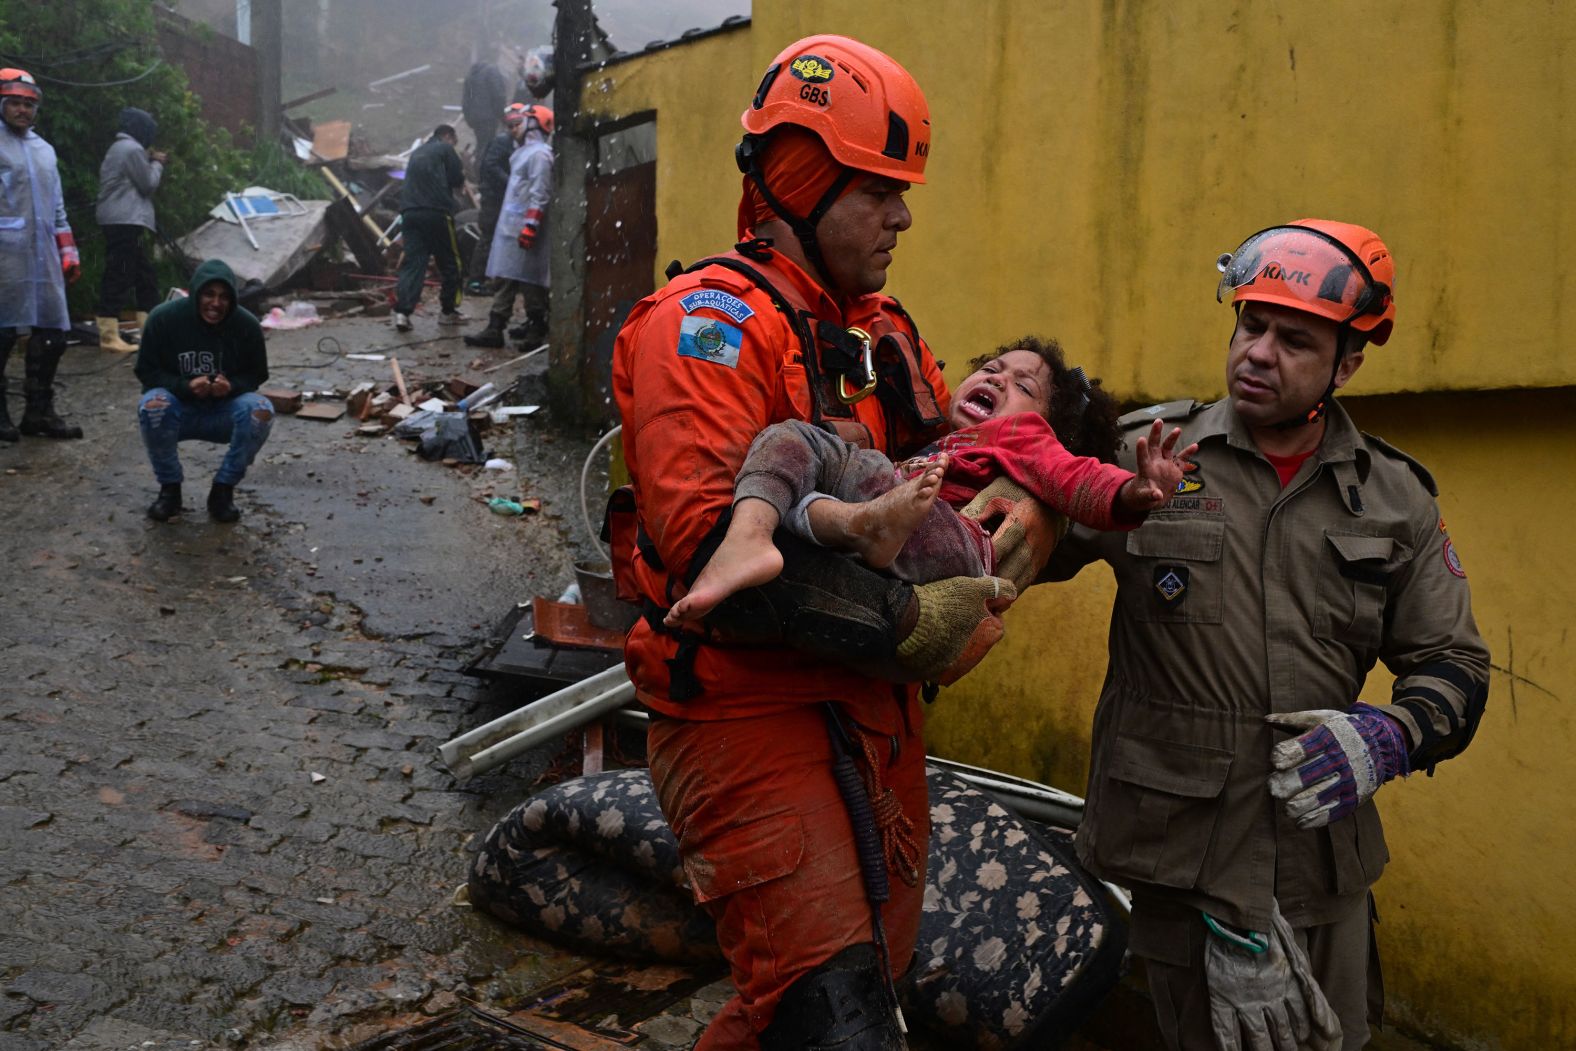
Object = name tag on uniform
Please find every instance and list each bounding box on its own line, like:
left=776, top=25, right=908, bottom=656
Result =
left=677, top=315, right=743, bottom=369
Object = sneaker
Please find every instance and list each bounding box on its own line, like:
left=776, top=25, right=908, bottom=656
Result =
left=438, top=311, right=466, bottom=327
left=394, top=312, right=412, bottom=332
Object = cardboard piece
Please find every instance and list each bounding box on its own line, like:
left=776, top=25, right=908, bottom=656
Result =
left=296, top=402, right=346, bottom=422
left=311, top=120, right=352, bottom=163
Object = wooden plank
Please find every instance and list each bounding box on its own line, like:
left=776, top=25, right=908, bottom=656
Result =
left=389, top=356, right=411, bottom=405
left=282, top=86, right=338, bottom=110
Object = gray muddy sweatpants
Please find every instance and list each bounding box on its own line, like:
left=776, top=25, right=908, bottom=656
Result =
left=733, top=420, right=989, bottom=584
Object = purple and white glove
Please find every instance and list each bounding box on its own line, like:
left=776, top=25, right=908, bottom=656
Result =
left=1266, top=703, right=1410, bottom=829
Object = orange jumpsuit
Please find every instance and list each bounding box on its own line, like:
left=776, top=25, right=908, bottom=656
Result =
left=611, top=244, right=949, bottom=1046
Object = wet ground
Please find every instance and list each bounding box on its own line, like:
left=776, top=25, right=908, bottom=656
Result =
left=1, top=308, right=1447, bottom=1051
left=0, top=308, right=679, bottom=1050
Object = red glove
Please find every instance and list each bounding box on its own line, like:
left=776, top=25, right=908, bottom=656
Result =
left=517, top=207, right=544, bottom=250
left=56, top=231, right=81, bottom=285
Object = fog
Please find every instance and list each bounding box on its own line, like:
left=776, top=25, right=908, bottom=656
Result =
left=172, top=0, right=749, bottom=149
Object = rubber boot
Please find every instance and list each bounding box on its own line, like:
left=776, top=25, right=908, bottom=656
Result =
left=96, top=316, right=137, bottom=353
left=512, top=311, right=548, bottom=349
left=0, top=336, right=17, bottom=442
left=147, top=483, right=182, bottom=522
left=463, top=311, right=508, bottom=348
left=0, top=386, right=16, bottom=442
left=207, top=481, right=240, bottom=523
left=19, top=334, right=83, bottom=439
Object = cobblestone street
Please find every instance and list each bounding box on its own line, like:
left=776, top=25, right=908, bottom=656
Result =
left=0, top=317, right=610, bottom=1050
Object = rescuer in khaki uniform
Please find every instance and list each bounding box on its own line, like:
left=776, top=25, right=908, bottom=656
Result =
left=1047, top=220, right=1490, bottom=1051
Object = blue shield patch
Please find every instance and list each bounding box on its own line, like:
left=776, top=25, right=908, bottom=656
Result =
left=679, top=289, right=755, bottom=324
left=677, top=315, right=743, bottom=369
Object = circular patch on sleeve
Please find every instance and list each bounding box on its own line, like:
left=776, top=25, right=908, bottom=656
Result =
left=1443, top=537, right=1465, bottom=578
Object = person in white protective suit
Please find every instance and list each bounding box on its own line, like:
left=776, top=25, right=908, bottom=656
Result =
left=464, top=103, right=552, bottom=351
left=0, top=67, right=84, bottom=441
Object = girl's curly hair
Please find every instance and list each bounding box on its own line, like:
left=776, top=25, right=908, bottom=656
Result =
left=966, top=335, right=1122, bottom=463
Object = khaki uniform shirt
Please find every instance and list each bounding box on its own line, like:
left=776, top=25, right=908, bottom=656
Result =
left=1048, top=398, right=1490, bottom=931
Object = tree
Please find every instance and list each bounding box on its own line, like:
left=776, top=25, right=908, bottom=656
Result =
left=0, top=0, right=308, bottom=312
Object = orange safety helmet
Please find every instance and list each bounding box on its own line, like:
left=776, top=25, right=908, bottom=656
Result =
left=1216, top=219, right=1396, bottom=345
left=740, top=34, right=930, bottom=184
left=0, top=68, right=41, bottom=101
left=524, top=104, right=553, bottom=136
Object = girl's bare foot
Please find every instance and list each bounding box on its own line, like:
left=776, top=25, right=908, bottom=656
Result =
left=665, top=502, right=784, bottom=628
left=812, top=460, right=946, bottom=570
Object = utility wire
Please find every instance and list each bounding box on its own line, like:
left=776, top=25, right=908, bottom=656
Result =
left=0, top=40, right=139, bottom=67
left=27, top=58, right=165, bottom=89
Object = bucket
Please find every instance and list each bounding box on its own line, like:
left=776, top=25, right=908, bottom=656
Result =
left=573, top=559, right=640, bottom=632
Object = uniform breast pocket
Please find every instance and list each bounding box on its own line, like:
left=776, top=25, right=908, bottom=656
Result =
left=1124, top=518, right=1226, bottom=624
left=1316, top=533, right=1396, bottom=650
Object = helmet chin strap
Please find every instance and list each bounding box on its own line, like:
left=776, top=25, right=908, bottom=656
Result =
left=1269, top=364, right=1338, bottom=430
left=738, top=133, right=857, bottom=291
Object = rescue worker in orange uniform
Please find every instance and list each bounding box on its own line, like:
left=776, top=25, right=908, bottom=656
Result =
left=611, top=35, right=1017, bottom=1050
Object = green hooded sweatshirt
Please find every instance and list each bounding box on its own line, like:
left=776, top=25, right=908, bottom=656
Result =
left=135, top=258, right=269, bottom=400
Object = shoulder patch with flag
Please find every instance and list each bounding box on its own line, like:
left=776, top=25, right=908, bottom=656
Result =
left=677, top=315, right=743, bottom=369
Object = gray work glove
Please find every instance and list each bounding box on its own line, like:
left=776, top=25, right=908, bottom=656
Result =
left=1266, top=703, right=1411, bottom=829
left=1204, top=901, right=1341, bottom=1051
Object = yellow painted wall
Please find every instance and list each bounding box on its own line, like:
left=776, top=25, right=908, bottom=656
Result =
left=585, top=6, right=1575, bottom=1047
left=581, top=31, right=760, bottom=273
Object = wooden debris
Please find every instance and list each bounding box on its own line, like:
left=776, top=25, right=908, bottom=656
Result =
left=296, top=402, right=346, bottom=422
left=259, top=387, right=303, bottom=414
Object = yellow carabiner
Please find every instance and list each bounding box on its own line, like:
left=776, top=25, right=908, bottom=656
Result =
left=836, top=326, right=877, bottom=405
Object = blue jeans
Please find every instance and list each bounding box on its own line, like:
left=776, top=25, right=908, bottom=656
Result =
left=138, top=389, right=274, bottom=486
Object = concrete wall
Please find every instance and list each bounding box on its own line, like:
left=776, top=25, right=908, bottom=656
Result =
left=157, top=8, right=261, bottom=142
left=584, top=5, right=1576, bottom=1047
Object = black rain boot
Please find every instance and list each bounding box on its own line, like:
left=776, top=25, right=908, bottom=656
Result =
left=464, top=311, right=508, bottom=348
left=512, top=311, right=548, bottom=349
left=0, top=337, right=17, bottom=443
left=207, top=481, right=240, bottom=523
left=19, top=333, right=83, bottom=439
left=147, top=483, right=182, bottom=522
left=0, top=388, right=16, bottom=442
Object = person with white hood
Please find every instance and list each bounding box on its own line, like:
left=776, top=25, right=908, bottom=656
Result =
left=463, top=103, right=552, bottom=350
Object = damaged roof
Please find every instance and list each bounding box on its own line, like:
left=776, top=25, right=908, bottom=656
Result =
left=589, top=14, right=751, bottom=70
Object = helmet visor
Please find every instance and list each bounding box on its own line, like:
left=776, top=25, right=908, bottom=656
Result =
left=1216, top=226, right=1385, bottom=326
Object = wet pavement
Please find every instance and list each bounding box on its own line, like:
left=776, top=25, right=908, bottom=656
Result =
left=0, top=310, right=633, bottom=1050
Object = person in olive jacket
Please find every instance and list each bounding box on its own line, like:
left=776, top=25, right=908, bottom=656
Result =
left=135, top=258, right=272, bottom=523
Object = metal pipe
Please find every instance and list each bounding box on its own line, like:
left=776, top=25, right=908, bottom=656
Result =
left=439, top=664, right=633, bottom=780
left=368, top=64, right=432, bottom=90
left=226, top=193, right=260, bottom=251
